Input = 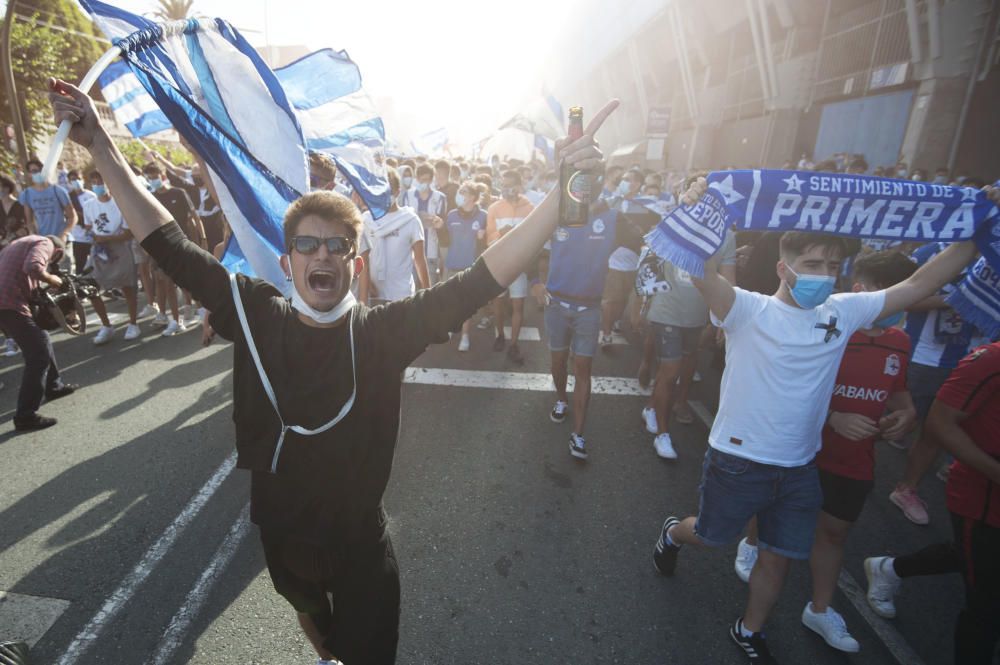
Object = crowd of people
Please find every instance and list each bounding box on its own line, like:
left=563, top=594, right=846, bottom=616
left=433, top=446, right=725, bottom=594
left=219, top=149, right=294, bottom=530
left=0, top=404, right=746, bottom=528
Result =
left=0, top=80, right=996, bottom=665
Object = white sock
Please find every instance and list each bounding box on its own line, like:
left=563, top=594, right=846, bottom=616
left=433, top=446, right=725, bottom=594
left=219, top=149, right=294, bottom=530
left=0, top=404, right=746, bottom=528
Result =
left=738, top=618, right=756, bottom=638
left=882, top=557, right=901, bottom=581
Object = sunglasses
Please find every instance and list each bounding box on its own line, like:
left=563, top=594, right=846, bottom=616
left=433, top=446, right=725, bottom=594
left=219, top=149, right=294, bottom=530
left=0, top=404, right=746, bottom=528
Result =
left=288, top=235, right=355, bottom=256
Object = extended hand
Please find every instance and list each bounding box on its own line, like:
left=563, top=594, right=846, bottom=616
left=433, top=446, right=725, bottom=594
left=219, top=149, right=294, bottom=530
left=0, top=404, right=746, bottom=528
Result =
left=829, top=412, right=880, bottom=441
left=48, top=78, right=103, bottom=149
left=879, top=409, right=916, bottom=441
left=554, top=99, right=620, bottom=176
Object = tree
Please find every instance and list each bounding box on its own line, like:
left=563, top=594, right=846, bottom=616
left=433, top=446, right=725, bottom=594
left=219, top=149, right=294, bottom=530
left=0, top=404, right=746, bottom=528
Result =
left=16, top=0, right=105, bottom=82
left=1, top=0, right=106, bottom=173
left=1, top=11, right=81, bottom=174
left=153, top=0, right=196, bottom=21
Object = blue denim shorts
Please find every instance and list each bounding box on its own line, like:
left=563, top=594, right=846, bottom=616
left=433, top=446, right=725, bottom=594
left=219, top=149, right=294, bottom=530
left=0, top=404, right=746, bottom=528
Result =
left=545, top=302, right=601, bottom=357
left=694, top=448, right=823, bottom=560
left=650, top=323, right=701, bottom=362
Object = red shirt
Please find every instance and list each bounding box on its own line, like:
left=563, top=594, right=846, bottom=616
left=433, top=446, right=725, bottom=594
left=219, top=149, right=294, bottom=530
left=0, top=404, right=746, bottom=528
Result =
left=0, top=235, right=55, bottom=317
left=816, top=329, right=910, bottom=480
left=937, top=343, right=1000, bottom=527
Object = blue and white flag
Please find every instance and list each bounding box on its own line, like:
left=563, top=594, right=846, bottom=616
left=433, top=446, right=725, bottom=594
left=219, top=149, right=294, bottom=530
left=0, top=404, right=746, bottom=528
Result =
left=644, top=169, right=1000, bottom=334
left=275, top=48, right=391, bottom=218
left=98, top=61, right=172, bottom=137
left=410, top=127, right=449, bottom=156
left=80, top=0, right=309, bottom=291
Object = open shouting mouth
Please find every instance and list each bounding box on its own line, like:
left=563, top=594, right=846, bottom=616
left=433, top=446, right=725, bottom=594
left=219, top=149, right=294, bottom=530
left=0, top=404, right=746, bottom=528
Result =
left=307, top=268, right=338, bottom=293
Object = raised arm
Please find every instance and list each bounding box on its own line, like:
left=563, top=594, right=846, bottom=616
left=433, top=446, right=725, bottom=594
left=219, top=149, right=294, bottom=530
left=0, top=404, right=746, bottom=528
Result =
left=879, top=240, right=978, bottom=320
left=480, top=100, right=619, bottom=288
left=48, top=78, right=174, bottom=244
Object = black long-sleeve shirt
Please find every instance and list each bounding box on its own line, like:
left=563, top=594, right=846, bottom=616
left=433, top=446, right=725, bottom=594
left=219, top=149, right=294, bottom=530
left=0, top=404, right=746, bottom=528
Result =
left=142, top=223, right=503, bottom=546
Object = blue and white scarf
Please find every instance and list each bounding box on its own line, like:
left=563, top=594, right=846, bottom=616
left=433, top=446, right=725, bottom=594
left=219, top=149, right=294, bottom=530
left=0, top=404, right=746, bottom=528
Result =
left=645, top=170, right=1000, bottom=337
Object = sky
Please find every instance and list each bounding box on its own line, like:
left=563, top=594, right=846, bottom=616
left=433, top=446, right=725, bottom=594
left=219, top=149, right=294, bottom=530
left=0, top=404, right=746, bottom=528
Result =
left=101, top=0, right=576, bottom=150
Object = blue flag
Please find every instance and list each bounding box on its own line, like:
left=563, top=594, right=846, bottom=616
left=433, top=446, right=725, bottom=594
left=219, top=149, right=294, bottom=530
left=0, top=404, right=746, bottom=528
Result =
left=275, top=48, right=391, bottom=218
left=644, top=169, right=1000, bottom=333
left=98, top=61, right=172, bottom=138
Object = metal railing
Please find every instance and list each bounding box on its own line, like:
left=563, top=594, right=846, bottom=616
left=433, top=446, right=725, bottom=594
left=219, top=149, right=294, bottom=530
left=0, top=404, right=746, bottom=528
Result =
left=811, top=0, right=913, bottom=103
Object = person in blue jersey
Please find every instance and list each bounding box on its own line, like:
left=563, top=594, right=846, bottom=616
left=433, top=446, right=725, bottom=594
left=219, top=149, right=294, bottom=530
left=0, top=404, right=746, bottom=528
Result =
left=444, top=181, right=487, bottom=351
left=888, top=240, right=989, bottom=525
left=537, top=202, right=657, bottom=460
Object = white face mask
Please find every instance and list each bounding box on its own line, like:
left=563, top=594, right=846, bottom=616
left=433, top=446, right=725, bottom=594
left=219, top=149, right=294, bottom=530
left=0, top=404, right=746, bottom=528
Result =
left=416, top=182, right=430, bottom=193
left=401, top=176, right=413, bottom=188
left=289, top=279, right=357, bottom=324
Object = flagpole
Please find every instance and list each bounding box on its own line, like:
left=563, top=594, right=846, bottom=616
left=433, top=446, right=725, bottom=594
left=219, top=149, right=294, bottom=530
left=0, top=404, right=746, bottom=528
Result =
left=42, top=45, right=120, bottom=183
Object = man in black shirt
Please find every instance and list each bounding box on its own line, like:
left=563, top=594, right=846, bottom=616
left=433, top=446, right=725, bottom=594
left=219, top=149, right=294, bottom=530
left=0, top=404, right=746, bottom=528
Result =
left=142, top=163, right=207, bottom=336
left=50, top=76, right=616, bottom=665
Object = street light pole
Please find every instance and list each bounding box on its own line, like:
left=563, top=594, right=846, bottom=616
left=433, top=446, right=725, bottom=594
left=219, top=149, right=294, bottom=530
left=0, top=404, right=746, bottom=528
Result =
left=1, top=0, right=29, bottom=167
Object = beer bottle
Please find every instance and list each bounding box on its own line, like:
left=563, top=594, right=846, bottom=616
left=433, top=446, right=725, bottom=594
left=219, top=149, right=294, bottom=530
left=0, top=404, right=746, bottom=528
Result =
left=559, top=106, right=590, bottom=227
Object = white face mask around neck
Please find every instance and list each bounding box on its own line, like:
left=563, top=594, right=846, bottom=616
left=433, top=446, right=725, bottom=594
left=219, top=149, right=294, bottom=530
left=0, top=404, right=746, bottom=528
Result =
left=289, top=278, right=357, bottom=323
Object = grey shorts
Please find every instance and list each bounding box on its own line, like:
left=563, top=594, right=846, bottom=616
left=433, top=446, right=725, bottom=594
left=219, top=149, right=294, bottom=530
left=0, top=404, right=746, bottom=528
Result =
left=92, top=241, right=137, bottom=290
left=545, top=302, right=601, bottom=357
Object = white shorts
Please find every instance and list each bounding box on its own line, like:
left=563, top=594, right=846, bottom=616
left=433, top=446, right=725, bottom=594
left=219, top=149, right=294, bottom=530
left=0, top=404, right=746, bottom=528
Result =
left=507, top=273, right=528, bottom=299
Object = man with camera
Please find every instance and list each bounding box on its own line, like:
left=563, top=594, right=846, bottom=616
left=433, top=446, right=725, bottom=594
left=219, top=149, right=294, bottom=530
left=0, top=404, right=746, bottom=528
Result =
left=0, top=234, right=79, bottom=431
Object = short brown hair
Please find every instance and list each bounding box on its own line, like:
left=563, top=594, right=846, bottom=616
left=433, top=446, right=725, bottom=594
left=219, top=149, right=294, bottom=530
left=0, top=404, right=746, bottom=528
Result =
left=283, top=190, right=362, bottom=251
left=779, top=232, right=852, bottom=262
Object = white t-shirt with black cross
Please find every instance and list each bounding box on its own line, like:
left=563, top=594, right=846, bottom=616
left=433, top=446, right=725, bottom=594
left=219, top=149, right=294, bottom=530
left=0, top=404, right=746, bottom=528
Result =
left=708, top=287, right=886, bottom=467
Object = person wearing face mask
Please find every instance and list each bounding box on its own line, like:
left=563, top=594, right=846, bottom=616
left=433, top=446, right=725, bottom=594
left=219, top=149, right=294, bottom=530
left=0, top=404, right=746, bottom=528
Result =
left=733, top=251, right=918, bottom=654
left=895, top=162, right=909, bottom=179
left=652, top=209, right=981, bottom=662
left=443, top=181, right=487, bottom=351
left=0, top=233, right=79, bottom=430
left=50, top=76, right=615, bottom=665
left=66, top=169, right=96, bottom=273
left=401, top=164, right=448, bottom=285
left=82, top=171, right=142, bottom=344
left=932, top=167, right=950, bottom=185
left=433, top=159, right=458, bottom=212
left=486, top=170, right=534, bottom=364
left=599, top=168, right=644, bottom=350
left=18, top=159, right=77, bottom=243
left=396, top=164, right=415, bottom=207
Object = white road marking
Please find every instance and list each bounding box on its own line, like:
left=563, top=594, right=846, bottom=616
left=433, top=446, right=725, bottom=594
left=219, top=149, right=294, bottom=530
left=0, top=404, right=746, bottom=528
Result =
left=687, top=401, right=926, bottom=665
left=404, top=367, right=650, bottom=396
left=0, top=591, right=71, bottom=648
left=147, top=504, right=252, bottom=665
left=55, top=452, right=237, bottom=665
left=837, top=570, right=927, bottom=665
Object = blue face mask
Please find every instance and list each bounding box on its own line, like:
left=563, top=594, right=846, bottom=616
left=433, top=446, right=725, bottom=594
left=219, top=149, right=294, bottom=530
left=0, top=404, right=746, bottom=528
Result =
left=787, top=266, right=836, bottom=309
left=873, top=311, right=904, bottom=329
left=455, top=192, right=466, bottom=208
left=148, top=178, right=163, bottom=191
left=31, top=172, right=46, bottom=185
left=92, top=184, right=107, bottom=197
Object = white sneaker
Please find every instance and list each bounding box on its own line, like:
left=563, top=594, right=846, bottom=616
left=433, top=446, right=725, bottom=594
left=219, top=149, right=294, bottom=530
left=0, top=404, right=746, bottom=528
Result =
left=693, top=370, right=702, bottom=382
left=139, top=303, right=160, bottom=318
left=653, top=432, right=677, bottom=459
left=801, top=603, right=860, bottom=653
left=124, top=323, right=141, bottom=340
left=568, top=432, right=588, bottom=460
left=864, top=556, right=901, bottom=618
left=93, top=325, right=115, bottom=346
left=161, top=319, right=183, bottom=337
left=458, top=334, right=470, bottom=352
left=641, top=407, right=658, bottom=434
left=4, top=338, right=19, bottom=356
left=152, top=312, right=169, bottom=327
left=734, top=537, right=758, bottom=583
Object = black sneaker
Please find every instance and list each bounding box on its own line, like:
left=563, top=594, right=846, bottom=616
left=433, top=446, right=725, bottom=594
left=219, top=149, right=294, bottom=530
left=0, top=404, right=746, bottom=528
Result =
left=492, top=335, right=506, bottom=352
left=45, top=383, right=79, bottom=401
left=730, top=618, right=779, bottom=664
left=506, top=343, right=524, bottom=365
left=14, top=414, right=58, bottom=431
left=653, top=516, right=681, bottom=575
left=550, top=400, right=568, bottom=423
left=568, top=432, right=588, bottom=460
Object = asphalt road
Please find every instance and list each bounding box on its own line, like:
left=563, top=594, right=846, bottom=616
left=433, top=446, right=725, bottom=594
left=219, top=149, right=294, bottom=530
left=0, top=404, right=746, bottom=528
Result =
left=0, top=300, right=966, bottom=665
